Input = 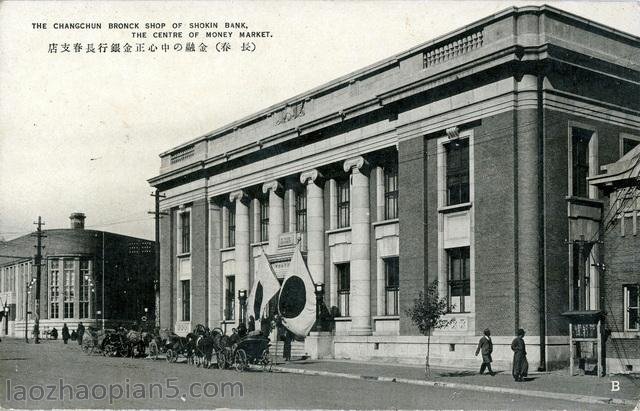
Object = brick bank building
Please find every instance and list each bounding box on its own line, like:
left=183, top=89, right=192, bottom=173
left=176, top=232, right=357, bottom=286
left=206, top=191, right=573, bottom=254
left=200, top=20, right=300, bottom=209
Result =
left=149, top=6, right=640, bottom=372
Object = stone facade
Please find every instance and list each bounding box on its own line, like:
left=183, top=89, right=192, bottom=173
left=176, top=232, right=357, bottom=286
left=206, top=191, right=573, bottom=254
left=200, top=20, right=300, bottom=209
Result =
left=150, top=6, right=640, bottom=371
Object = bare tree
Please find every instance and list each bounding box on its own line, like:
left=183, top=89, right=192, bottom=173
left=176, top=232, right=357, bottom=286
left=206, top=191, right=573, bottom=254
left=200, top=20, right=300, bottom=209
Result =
left=405, top=280, right=455, bottom=376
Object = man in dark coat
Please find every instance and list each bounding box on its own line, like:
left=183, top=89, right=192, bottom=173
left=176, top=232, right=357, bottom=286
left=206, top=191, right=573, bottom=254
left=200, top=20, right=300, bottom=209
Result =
left=511, top=328, right=528, bottom=382
left=62, top=323, right=70, bottom=344
left=475, top=328, right=494, bottom=375
left=77, top=322, right=85, bottom=345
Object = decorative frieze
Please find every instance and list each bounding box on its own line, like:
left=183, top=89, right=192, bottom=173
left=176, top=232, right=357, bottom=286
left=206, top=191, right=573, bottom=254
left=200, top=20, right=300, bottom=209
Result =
left=423, top=31, right=483, bottom=68
left=274, top=100, right=306, bottom=125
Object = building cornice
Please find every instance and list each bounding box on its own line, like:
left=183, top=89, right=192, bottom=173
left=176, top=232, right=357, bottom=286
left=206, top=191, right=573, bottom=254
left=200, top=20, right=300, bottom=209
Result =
left=157, top=5, right=640, bottom=159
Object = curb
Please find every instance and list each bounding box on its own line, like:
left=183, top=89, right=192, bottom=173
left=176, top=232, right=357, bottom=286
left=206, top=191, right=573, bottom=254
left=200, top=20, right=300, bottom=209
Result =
left=268, top=365, right=637, bottom=407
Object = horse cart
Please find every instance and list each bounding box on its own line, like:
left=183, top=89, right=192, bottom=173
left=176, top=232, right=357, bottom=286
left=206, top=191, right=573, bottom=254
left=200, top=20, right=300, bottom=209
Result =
left=226, top=333, right=271, bottom=372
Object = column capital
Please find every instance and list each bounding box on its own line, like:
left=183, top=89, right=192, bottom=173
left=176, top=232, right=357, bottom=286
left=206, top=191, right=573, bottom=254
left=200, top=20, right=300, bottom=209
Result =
left=343, top=156, right=369, bottom=173
left=262, top=180, right=283, bottom=195
left=300, top=169, right=323, bottom=186
left=229, top=190, right=249, bottom=204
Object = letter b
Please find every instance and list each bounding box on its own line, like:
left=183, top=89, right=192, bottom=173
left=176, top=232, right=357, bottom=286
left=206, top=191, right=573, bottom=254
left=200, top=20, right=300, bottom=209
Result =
left=611, top=381, right=620, bottom=392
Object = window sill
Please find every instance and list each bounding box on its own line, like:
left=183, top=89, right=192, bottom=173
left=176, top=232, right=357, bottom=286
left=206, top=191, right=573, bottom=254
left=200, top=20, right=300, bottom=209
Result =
left=611, top=331, right=640, bottom=339
left=438, top=202, right=472, bottom=214
left=372, top=315, right=400, bottom=321
left=220, top=246, right=236, bottom=252
left=334, top=316, right=352, bottom=322
left=565, top=196, right=604, bottom=207
left=372, top=218, right=399, bottom=228
left=250, top=241, right=269, bottom=248
left=326, top=227, right=351, bottom=235
left=177, top=252, right=191, bottom=258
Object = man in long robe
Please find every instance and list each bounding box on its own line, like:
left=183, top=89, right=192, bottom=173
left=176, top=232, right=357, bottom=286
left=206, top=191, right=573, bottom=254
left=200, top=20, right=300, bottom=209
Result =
left=511, top=328, right=528, bottom=381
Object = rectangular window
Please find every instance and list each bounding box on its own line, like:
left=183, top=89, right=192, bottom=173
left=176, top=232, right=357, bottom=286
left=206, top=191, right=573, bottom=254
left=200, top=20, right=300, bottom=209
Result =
left=228, top=204, right=236, bottom=247
left=337, top=179, right=350, bottom=228
left=181, top=279, right=190, bottom=321
left=260, top=197, right=269, bottom=242
left=446, top=138, right=470, bottom=205
left=49, top=260, right=60, bottom=319
left=79, top=260, right=90, bottom=319
left=447, top=247, right=470, bottom=313
left=622, top=137, right=640, bottom=157
left=180, top=212, right=190, bottom=254
left=63, top=260, right=75, bottom=319
left=625, top=284, right=639, bottom=331
left=296, top=187, right=307, bottom=232
left=337, top=264, right=350, bottom=317
left=571, top=127, right=593, bottom=198
left=384, top=164, right=399, bottom=220
left=384, top=257, right=400, bottom=316
left=224, top=276, right=235, bottom=321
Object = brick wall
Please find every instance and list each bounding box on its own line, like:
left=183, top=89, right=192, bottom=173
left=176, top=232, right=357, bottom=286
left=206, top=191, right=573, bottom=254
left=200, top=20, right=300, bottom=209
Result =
left=398, top=135, right=428, bottom=335
left=473, top=111, right=519, bottom=336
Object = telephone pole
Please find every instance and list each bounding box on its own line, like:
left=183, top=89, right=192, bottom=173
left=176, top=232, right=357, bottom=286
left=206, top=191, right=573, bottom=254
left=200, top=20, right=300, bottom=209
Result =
left=32, top=216, right=45, bottom=344
left=149, top=190, right=167, bottom=327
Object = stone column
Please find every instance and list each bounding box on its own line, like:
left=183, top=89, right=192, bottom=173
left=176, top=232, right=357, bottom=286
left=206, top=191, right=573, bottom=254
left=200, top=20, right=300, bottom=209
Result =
left=344, top=156, right=372, bottom=336
left=262, top=180, right=284, bottom=252
left=230, top=190, right=250, bottom=327
left=300, top=170, right=325, bottom=284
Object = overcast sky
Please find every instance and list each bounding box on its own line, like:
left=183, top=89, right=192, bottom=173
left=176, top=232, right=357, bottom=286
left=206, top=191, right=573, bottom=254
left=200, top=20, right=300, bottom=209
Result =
left=1, top=0, right=638, bottom=241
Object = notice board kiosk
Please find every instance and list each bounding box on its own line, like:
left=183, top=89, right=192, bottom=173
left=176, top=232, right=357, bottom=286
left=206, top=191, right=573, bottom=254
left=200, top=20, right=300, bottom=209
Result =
left=562, top=310, right=605, bottom=377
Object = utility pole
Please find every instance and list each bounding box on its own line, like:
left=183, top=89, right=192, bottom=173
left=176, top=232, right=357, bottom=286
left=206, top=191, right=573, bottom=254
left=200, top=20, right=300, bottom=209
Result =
left=148, top=189, right=167, bottom=327
left=32, top=216, right=45, bottom=344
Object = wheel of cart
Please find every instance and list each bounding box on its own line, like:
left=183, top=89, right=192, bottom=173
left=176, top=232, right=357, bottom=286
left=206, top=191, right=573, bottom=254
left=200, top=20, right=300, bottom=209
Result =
left=259, top=347, right=271, bottom=372
left=234, top=349, right=248, bottom=372
left=165, top=348, right=177, bottom=363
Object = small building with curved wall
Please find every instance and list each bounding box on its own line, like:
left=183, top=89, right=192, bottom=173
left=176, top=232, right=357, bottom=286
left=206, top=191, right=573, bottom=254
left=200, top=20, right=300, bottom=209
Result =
left=0, top=213, right=155, bottom=338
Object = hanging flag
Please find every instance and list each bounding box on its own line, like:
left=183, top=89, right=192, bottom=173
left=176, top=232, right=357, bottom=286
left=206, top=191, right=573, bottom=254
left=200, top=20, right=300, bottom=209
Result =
left=278, top=244, right=316, bottom=337
left=247, top=250, right=281, bottom=322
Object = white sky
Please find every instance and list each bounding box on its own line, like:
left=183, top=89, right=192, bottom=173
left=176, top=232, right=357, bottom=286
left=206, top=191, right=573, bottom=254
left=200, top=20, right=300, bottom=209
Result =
left=1, top=0, right=639, bottom=241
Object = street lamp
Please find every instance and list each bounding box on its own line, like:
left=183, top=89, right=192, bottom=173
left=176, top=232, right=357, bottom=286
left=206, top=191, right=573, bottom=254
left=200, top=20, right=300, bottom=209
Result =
left=313, top=283, right=325, bottom=332
left=238, top=289, right=247, bottom=326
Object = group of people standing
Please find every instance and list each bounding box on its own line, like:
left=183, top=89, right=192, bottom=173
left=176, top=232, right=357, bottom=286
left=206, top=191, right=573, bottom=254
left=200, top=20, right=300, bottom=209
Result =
left=475, top=328, right=528, bottom=382
left=60, top=322, right=85, bottom=345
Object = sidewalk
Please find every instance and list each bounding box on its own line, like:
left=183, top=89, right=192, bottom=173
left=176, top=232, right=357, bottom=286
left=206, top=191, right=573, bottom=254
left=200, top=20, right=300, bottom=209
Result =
left=265, top=358, right=640, bottom=407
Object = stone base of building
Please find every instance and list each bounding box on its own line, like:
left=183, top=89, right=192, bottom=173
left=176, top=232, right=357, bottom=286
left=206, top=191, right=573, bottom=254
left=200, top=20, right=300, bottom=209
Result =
left=330, top=335, right=570, bottom=371
left=12, top=319, right=108, bottom=338
left=606, top=358, right=640, bottom=374
left=305, top=331, right=333, bottom=359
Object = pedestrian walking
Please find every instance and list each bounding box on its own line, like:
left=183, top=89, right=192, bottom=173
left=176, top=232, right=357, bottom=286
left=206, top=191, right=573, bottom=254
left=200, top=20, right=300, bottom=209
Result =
left=511, top=328, right=528, bottom=382
left=62, top=323, right=70, bottom=344
left=77, top=322, right=85, bottom=345
left=475, top=328, right=494, bottom=375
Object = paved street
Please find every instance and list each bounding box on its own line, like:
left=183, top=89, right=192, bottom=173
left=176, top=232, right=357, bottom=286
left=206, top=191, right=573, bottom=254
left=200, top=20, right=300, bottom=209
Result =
left=0, top=338, right=634, bottom=410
